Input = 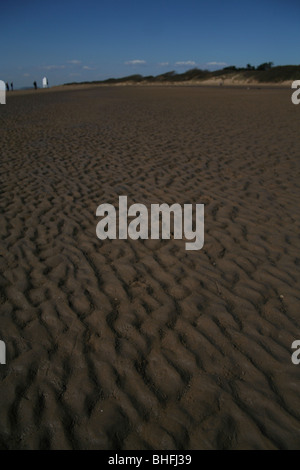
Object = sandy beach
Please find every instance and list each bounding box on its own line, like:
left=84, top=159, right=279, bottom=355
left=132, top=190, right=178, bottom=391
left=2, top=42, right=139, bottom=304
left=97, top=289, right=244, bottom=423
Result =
left=0, top=85, right=300, bottom=449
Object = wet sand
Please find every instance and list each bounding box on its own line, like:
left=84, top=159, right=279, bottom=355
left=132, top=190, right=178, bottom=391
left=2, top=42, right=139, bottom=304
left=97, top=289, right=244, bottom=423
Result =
left=0, top=86, right=300, bottom=449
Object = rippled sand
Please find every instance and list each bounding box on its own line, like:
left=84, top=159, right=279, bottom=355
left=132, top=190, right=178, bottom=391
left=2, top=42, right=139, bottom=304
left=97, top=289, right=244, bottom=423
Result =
left=0, top=86, right=300, bottom=449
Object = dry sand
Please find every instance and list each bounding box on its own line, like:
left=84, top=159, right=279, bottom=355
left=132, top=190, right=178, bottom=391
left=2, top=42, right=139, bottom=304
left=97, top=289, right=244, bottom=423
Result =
left=0, top=85, right=300, bottom=450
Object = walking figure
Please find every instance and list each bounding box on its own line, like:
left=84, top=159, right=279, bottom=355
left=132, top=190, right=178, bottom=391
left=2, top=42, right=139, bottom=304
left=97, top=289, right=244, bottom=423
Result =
left=6, top=83, right=9, bottom=91
left=33, top=81, right=37, bottom=90
left=10, top=82, right=13, bottom=91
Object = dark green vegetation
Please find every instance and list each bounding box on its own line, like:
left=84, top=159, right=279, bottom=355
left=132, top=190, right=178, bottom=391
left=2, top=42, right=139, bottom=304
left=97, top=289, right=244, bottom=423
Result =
left=64, top=64, right=300, bottom=86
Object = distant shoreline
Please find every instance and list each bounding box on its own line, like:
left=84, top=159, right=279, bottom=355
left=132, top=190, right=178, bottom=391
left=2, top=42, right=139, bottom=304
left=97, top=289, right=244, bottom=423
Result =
left=6, top=80, right=293, bottom=97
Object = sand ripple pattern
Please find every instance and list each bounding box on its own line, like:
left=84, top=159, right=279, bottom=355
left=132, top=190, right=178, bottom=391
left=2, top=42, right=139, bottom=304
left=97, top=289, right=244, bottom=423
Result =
left=0, top=87, right=300, bottom=449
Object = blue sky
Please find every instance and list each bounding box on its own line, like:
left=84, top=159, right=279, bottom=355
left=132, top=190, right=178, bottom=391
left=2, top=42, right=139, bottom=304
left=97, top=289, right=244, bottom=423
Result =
left=1, top=0, right=300, bottom=88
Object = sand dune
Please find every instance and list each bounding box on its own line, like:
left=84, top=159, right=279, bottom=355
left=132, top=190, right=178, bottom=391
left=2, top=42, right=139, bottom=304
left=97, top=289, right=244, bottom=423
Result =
left=0, top=86, right=300, bottom=449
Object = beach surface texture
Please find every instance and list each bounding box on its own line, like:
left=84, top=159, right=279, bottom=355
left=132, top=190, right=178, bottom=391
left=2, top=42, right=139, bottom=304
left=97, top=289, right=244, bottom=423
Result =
left=0, top=85, right=300, bottom=449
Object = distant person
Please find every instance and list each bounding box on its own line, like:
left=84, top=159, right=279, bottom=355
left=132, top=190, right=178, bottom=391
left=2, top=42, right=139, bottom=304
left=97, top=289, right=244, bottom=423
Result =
left=10, top=82, right=13, bottom=91
left=6, top=82, right=9, bottom=91
left=33, top=81, right=37, bottom=90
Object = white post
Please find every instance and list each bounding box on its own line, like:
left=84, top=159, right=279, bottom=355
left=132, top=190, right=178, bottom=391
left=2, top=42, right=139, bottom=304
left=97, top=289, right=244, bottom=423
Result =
left=0, top=80, right=6, bottom=104
left=42, top=77, right=48, bottom=88
left=0, top=340, right=6, bottom=364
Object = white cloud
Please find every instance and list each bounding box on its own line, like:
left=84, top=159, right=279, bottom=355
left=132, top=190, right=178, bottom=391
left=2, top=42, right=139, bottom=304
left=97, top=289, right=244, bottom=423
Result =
left=175, top=61, right=196, bottom=67
left=125, top=59, right=146, bottom=65
left=23, top=73, right=30, bottom=77
left=43, top=65, right=66, bottom=70
left=68, top=60, right=81, bottom=65
left=82, top=65, right=95, bottom=70
left=158, top=62, right=169, bottom=66
left=206, top=61, right=227, bottom=66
